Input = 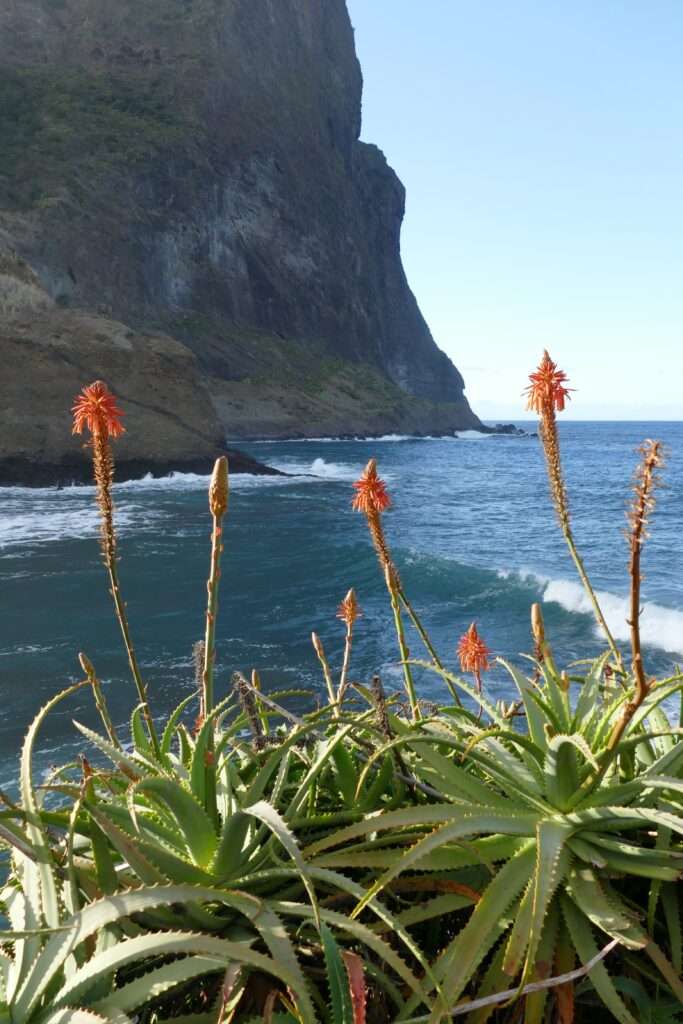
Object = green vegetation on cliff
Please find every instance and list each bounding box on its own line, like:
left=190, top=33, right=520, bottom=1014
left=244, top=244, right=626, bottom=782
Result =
left=0, top=68, right=189, bottom=208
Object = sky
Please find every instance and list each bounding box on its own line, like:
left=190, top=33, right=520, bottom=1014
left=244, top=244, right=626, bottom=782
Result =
left=346, top=1, right=682, bottom=420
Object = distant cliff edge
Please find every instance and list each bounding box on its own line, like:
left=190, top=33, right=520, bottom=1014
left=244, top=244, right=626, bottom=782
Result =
left=0, top=0, right=482, bottom=483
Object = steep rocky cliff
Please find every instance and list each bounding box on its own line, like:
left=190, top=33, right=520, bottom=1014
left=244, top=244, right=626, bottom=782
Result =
left=0, top=0, right=481, bottom=481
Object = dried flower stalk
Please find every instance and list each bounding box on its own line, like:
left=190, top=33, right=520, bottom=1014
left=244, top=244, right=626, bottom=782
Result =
left=233, top=672, right=266, bottom=751
left=72, top=381, right=158, bottom=752
left=607, top=440, right=664, bottom=750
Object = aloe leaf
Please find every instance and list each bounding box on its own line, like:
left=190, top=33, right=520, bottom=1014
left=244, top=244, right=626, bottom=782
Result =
left=413, top=726, right=548, bottom=811
left=22, top=682, right=88, bottom=928
left=502, top=878, right=533, bottom=977
left=360, top=733, right=508, bottom=808
left=286, top=723, right=356, bottom=819
left=521, top=819, right=572, bottom=985
left=358, top=753, right=394, bottom=809
left=244, top=800, right=320, bottom=930
left=565, top=866, right=647, bottom=948
left=94, top=956, right=229, bottom=1014
left=304, top=802, right=517, bottom=859
left=322, top=924, right=354, bottom=1024
left=571, top=653, right=610, bottom=735
left=498, top=658, right=547, bottom=753
left=312, top=834, right=525, bottom=873
left=5, top=863, right=41, bottom=1002
left=410, top=843, right=536, bottom=1022
left=85, top=807, right=166, bottom=884
left=272, top=901, right=430, bottom=1011
left=466, top=937, right=508, bottom=1024
left=50, top=931, right=306, bottom=1017
left=545, top=736, right=596, bottom=811
left=561, top=892, right=638, bottom=1024
left=0, top=821, right=36, bottom=861
left=189, top=695, right=234, bottom=807
left=129, top=837, right=216, bottom=885
left=568, top=805, right=683, bottom=838
left=98, top=798, right=185, bottom=853
left=644, top=940, right=683, bottom=1004
left=661, top=882, right=682, bottom=975
left=331, top=744, right=358, bottom=808
left=41, top=1010, right=134, bottom=1024
left=351, top=810, right=537, bottom=917
left=130, top=704, right=153, bottom=758
left=161, top=694, right=197, bottom=758
left=211, top=810, right=251, bottom=879
left=523, top=900, right=560, bottom=1024
left=132, top=778, right=217, bottom=867
left=17, top=883, right=319, bottom=1022
left=537, top=661, right=571, bottom=730
left=236, top=862, right=439, bottom=997
left=72, top=722, right=144, bottom=779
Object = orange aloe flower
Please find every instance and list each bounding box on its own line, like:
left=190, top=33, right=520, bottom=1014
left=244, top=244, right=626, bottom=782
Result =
left=524, top=350, right=573, bottom=414
left=337, top=588, right=362, bottom=627
left=352, top=459, right=391, bottom=515
left=457, top=623, right=492, bottom=676
left=72, top=380, right=125, bottom=438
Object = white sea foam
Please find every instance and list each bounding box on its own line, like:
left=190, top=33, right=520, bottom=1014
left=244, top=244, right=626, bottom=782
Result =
left=308, top=457, right=358, bottom=480
left=0, top=463, right=360, bottom=550
left=542, top=578, right=683, bottom=657
left=249, top=433, right=443, bottom=443
left=0, top=501, right=145, bottom=550
left=455, top=430, right=493, bottom=440
left=495, top=567, right=683, bottom=656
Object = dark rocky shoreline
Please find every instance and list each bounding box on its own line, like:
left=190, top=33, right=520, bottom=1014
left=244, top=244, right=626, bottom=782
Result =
left=0, top=449, right=283, bottom=488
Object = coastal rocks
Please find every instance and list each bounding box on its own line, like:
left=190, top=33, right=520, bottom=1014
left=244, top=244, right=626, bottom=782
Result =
left=0, top=0, right=483, bottom=455
left=0, top=266, right=279, bottom=485
left=484, top=423, right=531, bottom=436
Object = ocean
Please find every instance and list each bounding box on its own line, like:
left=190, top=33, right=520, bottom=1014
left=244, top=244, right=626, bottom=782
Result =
left=1, top=421, right=681, bottom=790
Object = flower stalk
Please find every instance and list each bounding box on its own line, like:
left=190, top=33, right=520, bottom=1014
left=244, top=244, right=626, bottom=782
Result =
left=79, top=652, right=120, bottom=749
left=202, top=457, right=228, bottom=720
left=526, top=352, right=623, bottom=673
left=353, top=459, right=433, bottom=719
left=457, top=622, right=491, bottom=719
left=336, top=588, right=361, bottom=710
left=312, top=631, right=337, bottom=708
left=72, top=381, right=159, bottom=753
left=385, top=563, right=420, bottom=720
left=201, top=456, right=229, bottom=820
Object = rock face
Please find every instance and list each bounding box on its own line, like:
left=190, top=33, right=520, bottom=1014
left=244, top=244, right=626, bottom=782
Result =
left=0, top=0, right=482, bottom=478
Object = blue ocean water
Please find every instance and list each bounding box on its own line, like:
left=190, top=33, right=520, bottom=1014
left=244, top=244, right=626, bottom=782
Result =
left=1, top=422, right=681, bottom=789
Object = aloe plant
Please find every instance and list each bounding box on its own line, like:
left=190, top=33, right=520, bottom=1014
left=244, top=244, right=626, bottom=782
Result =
left=302, top=646, right=683, bottom=1023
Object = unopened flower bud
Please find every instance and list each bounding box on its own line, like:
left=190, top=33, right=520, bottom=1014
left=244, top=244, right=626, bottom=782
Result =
left=531, top=603, right=545, bottom=648
left=79, top=652, right=95, bottom=678
left=209, top=456, right=229, bottom=519
left=311, top=631, right=324, bottom=658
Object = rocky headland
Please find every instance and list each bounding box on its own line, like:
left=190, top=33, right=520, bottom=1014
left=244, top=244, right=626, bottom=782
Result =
left=0, top=0, right=483, bottom=484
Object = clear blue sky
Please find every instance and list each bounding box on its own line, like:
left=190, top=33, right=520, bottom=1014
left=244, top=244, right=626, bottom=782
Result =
left=346, top=1, right=682, bottom=420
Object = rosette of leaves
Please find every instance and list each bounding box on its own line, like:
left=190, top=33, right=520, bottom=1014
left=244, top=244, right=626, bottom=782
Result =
left=304, top=652, right=683, bottom=1023
left=0, top=684, right=323, bottom=1024
left=0, top=683, right=441, bottom=1022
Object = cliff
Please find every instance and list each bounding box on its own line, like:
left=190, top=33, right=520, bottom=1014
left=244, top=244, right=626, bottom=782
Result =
left=0, top=0, right=481, bottom=481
